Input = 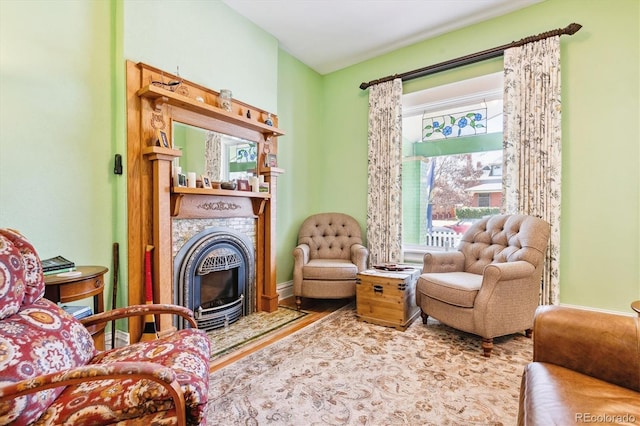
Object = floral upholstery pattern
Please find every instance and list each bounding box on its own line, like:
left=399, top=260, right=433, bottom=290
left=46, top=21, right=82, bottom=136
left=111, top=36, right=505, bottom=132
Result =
left=0, top=232, right=26, bottom=320
left=38, top=329, right=211, bottom=424
left=0, top=228, right=45, bottom=306
left=0, top=234, right=96, bottom=424
left=0, top=230, right=210, bottom=425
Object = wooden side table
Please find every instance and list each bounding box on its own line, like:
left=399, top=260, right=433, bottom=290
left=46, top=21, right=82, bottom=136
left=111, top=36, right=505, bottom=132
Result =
left=44, top=265, right=108, bottom=350
left=356, top=267, right=421, bottom=331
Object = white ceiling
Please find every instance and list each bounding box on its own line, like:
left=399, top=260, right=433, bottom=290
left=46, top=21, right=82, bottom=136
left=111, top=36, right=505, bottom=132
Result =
left=222, top=0, right=542, bottom=75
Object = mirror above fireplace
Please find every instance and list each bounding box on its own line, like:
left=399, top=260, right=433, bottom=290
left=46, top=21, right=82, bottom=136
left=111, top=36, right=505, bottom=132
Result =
left=172, top=122, right=258, bottom=183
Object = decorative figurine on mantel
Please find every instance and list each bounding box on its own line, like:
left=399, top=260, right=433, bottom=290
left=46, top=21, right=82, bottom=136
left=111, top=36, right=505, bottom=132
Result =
left=246, top=109, right=251, bottom=119
left=219, top=89, right=232, bottom=112
left=264, top=113, right=273, bottom=126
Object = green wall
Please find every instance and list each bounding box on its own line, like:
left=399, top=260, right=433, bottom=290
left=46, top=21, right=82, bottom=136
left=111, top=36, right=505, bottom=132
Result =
left=301, top=0, right=639, bottom=312
left=1, top=0, right=638, bottom=314
left=0, top=1, right=115, bottom=292
left=275, top=51, right=324, bottom=281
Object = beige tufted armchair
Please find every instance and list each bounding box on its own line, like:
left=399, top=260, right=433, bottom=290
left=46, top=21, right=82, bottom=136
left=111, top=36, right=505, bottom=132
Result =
left=293, top=213, right=369, bottom=310
left=416, top=214, right=550, bottom=357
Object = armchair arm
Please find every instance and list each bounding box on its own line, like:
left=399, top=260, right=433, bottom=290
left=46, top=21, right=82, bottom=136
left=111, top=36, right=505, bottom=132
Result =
left=481, top=261, right=535, bottom=284
left=423, top=251, right=465, bottom=273
left=0, top=362, right=187, bottom=425
left=350, top=243, right=368, bottom=271
left=532, top=305, right=640, bottom=392
left=471, top=261, right=539, bottom=338
left=81, top=304, right=197, bottom=329
left=293, top=244, right=310, bottom=266
left=293, top=244, right=310, bottom=293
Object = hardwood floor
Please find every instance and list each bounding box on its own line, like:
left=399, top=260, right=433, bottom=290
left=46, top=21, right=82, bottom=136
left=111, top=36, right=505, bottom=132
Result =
left=209, top=297, right=351, bottom=372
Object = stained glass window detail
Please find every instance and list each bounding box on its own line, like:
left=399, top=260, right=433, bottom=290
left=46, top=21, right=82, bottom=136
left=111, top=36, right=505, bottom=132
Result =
left=422, top=108, right=487, bottom=141
left=233, top=145, right=258, bottom=163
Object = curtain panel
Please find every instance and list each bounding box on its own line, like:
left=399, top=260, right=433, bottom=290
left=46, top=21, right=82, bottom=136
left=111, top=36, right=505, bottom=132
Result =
left=205, top=131, right=223, bottom=181
left=366, top=79, right=403, bottom=265
left=503, top=36, right=562, bottom=305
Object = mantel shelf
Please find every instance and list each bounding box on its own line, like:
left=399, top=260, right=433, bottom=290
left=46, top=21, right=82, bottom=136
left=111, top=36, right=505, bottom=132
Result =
left=137, top=84, right=285, bottom=138
left=172, top=187, right=271, bottom=199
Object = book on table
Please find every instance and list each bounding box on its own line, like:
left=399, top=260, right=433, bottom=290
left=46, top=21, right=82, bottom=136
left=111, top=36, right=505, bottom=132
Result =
left=61, top=305, right=92, bottom=320
left=41, top=255, right=76, bottom=274
left=43, top=266, right=78, bottom=276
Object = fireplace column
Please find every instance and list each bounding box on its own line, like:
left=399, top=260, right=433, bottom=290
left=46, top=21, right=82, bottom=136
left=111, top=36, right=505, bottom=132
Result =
left=143, top=146, right=181, bottom=337
left=260, top=167, right=284, bottom=312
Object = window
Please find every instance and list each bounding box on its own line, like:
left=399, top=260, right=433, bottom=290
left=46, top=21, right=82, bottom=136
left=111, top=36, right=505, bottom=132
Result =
left=402, top=73, right=503, bottom=259
left=478, top=193, right=490, bottom=207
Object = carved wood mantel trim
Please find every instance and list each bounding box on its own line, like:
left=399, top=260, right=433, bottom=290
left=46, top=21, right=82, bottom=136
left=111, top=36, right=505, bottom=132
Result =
left=126, top=61, right=284, bottom=341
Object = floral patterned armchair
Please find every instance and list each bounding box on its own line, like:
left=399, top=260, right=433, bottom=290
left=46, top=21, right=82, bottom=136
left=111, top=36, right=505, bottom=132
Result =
left=0, top=229, right=210, bottom=425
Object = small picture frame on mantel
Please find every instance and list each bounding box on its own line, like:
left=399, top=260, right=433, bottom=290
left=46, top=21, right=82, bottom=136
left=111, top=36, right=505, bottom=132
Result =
left=156, top=129, right=170, bottom=148
left=237, top=179, right=250, bottom=191
left=265, top=153, right=278, bottom=168
left=201, top=175, right=212, bottom=189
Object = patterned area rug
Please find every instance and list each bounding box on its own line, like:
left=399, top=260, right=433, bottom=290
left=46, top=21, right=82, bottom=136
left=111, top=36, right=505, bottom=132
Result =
left=207, top=306, right=307, bottom=359
left=207, top=304, right=532, bottom=425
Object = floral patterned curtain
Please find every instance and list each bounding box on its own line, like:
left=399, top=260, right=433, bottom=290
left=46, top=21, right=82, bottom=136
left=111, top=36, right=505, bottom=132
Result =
left=366, top=79, right=403, bottom=265
left=503, top=36, right=561, bottom=305
left=205, top=131, right=222, bottom=181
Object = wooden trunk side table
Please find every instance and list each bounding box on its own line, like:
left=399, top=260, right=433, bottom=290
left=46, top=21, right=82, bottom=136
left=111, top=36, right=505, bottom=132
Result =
left=44, top=265, right=108, bottom=350
left=356, top=267, right=421, bottom=331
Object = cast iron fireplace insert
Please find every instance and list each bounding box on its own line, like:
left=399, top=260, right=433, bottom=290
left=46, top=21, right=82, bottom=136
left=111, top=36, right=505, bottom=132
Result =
left=173, top=227, right=255, bottom=331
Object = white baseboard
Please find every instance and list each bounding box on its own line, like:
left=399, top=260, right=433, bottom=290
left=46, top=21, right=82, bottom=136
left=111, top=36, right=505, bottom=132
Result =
left=277, top=280, right=293, bottom=300
left=104, top=330, right=130, bottom=350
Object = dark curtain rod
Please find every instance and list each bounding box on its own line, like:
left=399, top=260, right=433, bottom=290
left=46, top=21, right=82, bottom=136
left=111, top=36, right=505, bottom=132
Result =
left=359, top=22, right=582, bottom=90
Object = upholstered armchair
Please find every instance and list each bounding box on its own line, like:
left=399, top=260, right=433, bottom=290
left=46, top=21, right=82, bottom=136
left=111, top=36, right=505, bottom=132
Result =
left=415, top=214, right=550, bottom=357
left=0, top=229, right=210, bottom=425
left=293, top=213, right=368, bottom=310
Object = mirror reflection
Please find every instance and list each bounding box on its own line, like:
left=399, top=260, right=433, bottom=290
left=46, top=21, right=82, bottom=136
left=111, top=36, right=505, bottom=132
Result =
left=172, top=122, right=258, bottom=182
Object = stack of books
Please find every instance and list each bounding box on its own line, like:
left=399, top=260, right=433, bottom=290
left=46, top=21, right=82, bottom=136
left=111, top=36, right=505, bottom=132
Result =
left=41, top=255, right=76, bottom=276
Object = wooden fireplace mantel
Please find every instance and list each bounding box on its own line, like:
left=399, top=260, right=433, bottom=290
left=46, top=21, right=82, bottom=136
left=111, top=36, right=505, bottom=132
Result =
left=126, top=61, right=284, bottom=342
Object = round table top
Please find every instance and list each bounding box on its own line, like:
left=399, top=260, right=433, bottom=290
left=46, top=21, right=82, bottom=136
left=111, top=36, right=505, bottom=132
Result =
left=631, top=300, right=640, bottom=316
left=44, top=265, right=108, bottom=285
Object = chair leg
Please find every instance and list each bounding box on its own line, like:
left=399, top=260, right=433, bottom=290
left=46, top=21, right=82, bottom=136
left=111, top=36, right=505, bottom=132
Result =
left=482, top=338, right=493, bottom=357
left=295, top=296, right=302, bottom=311
left=421, top=311, right=429, bottom=324
left=525, top=328, right=533, bottom=338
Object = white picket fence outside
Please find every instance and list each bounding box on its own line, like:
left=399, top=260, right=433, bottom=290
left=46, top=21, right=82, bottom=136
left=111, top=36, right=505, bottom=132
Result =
left=402, top=231, right=463, bottom=264
left=425, top=230, right=462, bottom=249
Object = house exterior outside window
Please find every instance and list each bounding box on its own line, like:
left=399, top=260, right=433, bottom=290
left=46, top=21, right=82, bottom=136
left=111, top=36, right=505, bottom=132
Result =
left=401, top=73, right=503, bottom=259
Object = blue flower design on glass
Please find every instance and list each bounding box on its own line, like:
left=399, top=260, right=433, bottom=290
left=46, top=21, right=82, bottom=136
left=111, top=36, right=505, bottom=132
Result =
left=422, top=107, right=487, bottom=140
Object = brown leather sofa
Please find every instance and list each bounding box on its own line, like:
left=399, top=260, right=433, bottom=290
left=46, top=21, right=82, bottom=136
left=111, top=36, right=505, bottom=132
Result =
left=518, top=305, right=640, bottom=426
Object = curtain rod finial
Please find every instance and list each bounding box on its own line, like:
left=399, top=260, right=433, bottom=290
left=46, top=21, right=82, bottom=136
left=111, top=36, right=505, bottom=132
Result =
left=566, top=23, right=582, bottom=35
